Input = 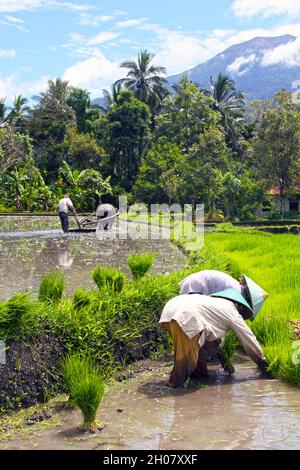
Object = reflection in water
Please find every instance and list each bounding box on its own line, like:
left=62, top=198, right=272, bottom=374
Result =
left=0, top=233, right=187, bottom=300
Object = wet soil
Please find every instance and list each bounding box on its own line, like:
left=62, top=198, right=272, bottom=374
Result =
left=1, top=355, right=300, bottom=450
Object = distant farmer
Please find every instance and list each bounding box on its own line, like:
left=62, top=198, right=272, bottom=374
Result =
left=57, top=194, right=76, bottom=233
left=159, top=279, right=269, bottom=388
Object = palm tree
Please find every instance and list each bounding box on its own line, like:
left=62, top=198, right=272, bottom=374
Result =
left=5, top=95, right=31, bottom=130
left=100, top=82, right=123, bottom=112
left=0, top=98, right=8, bottom=128
left=207, top=74, right=246, bottom=146
left=117, top=50, right=168, bottom=112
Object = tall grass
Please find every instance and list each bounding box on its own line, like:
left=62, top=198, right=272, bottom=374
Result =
left=92, top=266, right=126, bottom=293
left=62, top=355, right=105, bottom=432
left=39, top=272, right=65, bottom=304
left=128, top=252, right=156, bottom=279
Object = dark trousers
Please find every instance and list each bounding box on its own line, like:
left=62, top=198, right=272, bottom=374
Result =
left=58, top=211, right=69, bottom=232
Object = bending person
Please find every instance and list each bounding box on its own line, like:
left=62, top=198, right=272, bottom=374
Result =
left=159, top=288, right=270, bottom=388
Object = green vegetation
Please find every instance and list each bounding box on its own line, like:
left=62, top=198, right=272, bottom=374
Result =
left=92, top=266, right=126, bottom=293
left=128, top=252, right=156, bottom=279
left=206, top=231, right=300, bottom=385
left=62, top=355, right=105, bottom=432
left=38, top=272, right=65, bottom=304
left=1, top=52, right=299, bottom=219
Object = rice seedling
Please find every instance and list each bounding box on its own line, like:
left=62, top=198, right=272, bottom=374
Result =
left=72, top=288, right=92, bottom=311
left=220, top=331, right=240, bottom=365
left=128, top=252, right=156, bottom=280
left=92, top=266, right=126, bottom=293
left=39, top=272, right=65, bottom=304
left=0, top=293, right=37, bottom=338
left=62, top=355, right=105, bottom=432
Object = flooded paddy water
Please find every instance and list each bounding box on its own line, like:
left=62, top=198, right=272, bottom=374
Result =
left=1, top=216, right=300, bottom=450
left=1, top=356, right=300, bottom=450
left=0, top=216, right=186, bottom=300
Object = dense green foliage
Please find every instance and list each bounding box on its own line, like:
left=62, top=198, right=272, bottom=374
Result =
left=92, top=266, right=126, bottom=293
left=1, top=51, right=299, bottom=219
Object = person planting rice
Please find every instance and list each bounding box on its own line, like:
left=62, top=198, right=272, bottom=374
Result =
left=179, top=270, right=266, bottom=373
left=159, top=279, right=270, bottom=388
left=57, top=194, right=77, bottom=233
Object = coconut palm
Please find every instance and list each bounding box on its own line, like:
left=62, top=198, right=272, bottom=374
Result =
left=207, top=74, right=246, bottom=146
left=5, top=95, right=31, bottom=130
left=117, top=50, right=168, bottom=112
left=100, top=82, right=123, bottom=112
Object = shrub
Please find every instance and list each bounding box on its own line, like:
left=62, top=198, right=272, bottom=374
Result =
left=62, top=355, right=105, bottom=432
left=128, top=252, right=156, bottom=280
left=39, top=272, right=65, bottom=304
left=92, top=266, right=126, bottom=293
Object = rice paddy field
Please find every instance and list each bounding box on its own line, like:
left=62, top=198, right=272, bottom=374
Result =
left=205, top=231, right=300, bottom=386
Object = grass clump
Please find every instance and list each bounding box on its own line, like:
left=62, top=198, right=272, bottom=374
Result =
left=92, top=266, right=126, bottom=293
left=128, top=252, right=156, bottom=280
left=0, top=294, right=38, bottom=339
left=72, top=288, right=92, bottom=311
left=62, top=355, right=105, bottom=432
left=39, top=272, right=65, bottom=304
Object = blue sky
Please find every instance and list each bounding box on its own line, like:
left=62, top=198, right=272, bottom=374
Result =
left=1, top=0, right=300, bottom=100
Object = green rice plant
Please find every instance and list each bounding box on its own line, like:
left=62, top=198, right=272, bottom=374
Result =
left=220, top=331, right=240, bottom=365
left=92, top=266, right=126, bottom=293
left=0, top=293, right=38, bottom=338
left=128, top=252, right=156, bottom=280
left=72, top=288, right=92, bottom=311
left=39, top=272, right=65, bottom=304
left=62, top=355, right=105, bottom=432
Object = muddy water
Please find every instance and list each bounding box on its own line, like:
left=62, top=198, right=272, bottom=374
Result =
left=1, top=356, right=300, bottom=450
left=0, top=230, right=187, bottom=300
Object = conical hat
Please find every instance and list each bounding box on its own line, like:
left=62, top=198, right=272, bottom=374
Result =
left=242, top=275, right=269, bottom=318
left=211, top=288, right=253, bottom=317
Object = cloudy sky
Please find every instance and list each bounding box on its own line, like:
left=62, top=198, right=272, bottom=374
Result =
left=0, top=0, right=300, bottom=100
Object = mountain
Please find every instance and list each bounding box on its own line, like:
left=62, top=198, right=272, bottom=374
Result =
left=168, top=35, right=299, bottom=101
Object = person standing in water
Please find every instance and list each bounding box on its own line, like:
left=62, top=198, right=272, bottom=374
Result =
left=57, top=194, right=76, bottom=233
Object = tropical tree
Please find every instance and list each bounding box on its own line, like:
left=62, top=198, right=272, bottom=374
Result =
left=0, top=127, right=32, bottom=174
left=254, top=93, right=300, bottom=218
left=207, top=74, right=245, bottom=146
left=101, top=82, right=123, bottom=112
left=66, top=87, right=90, bottom=133
left=0, top=98, right=8, bottom=127
left=117, top=50, right=168, bottom=112
left=5, top=95, right=30, bottom=131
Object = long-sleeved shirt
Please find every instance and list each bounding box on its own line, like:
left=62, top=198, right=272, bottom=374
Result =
left=159, top=294, right=265, bottom=365
left=179, top=270, right=241, bottom=295
left=58, top=197, right=74, bottom=214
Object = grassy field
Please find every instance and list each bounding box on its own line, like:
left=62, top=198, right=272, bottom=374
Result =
left=206, top=231, right=300, bottom=385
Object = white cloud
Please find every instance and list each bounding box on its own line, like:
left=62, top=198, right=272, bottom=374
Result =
left=116, top=18, right=148, bottom=29
left=231, top=0, right=300, bottom=19
left=62, top=54, right=122, bottom=96
left=4, top=14, right=25, bottom=23
left=87, top=32, right=119, bottom=46
left=227, top=53, right=257, bottom=75
left=0, top=73, right=49, bottom=99
left=79, top=13, right=114, bottom=26
left=261, top=36, right=300, bottom=66
left=0, top=0, right=91, bottom=13
left=0, top=49, right=16, bottom=58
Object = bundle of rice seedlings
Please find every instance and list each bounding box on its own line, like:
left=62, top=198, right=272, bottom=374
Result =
left=62, top=355, right=105, bottom=432
left=72, top=288, right=92, bottom=311
left=220, top=331, right=240, bottom=366
left=128, top=252, right=156, bottom=280
left=39, top=271, right=65, bottom=304
left=92, top=266, right=126, bottom=293
left=2, top=293, right=37, bottom=337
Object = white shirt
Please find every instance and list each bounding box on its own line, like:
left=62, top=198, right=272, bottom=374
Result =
left=179, top=270, right=241, bottom=295
left=159, top=294, right=264, bottom=364
left=58, top=197, right=74, bottom=214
